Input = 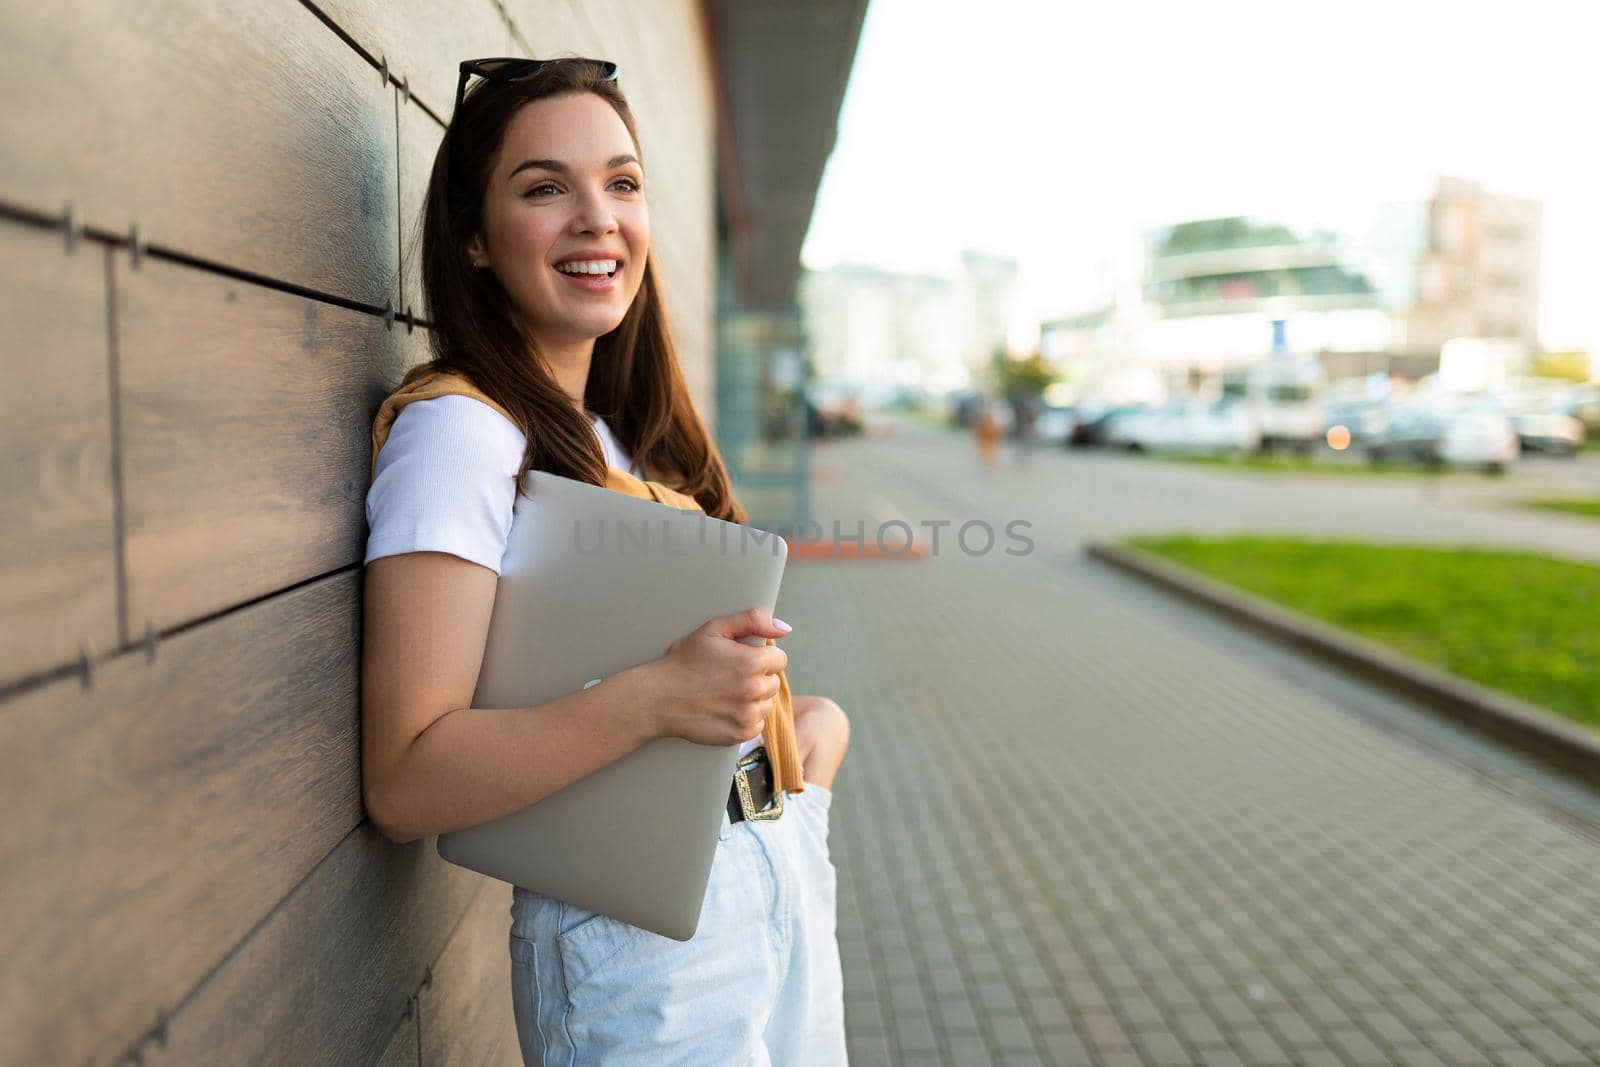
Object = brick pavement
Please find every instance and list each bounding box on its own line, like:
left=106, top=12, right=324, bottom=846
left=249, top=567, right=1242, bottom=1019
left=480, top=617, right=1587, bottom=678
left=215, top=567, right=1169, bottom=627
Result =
left=769, top=425, right=1600, bottom=1066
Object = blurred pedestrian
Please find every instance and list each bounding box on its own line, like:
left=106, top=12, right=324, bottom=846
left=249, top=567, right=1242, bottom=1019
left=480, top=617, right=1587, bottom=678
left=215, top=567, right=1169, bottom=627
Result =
left=974, top=396, right=1002, bottom=468
left=1012, top=391, right=1038, bottom=468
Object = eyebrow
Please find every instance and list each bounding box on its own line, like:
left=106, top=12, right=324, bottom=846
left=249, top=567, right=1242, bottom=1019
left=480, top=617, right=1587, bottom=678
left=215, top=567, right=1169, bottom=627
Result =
left=507, top=154, right=640, bottom=183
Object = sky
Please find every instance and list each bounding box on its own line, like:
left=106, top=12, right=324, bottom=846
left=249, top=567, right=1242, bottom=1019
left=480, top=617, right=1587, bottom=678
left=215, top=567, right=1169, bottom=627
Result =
left=800, top=0, right=1600, bottom=354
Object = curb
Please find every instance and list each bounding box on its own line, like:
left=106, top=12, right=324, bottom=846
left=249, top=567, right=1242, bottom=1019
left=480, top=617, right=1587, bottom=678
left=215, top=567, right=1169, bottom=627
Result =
left=1086, top=540, right=1600, bottom=789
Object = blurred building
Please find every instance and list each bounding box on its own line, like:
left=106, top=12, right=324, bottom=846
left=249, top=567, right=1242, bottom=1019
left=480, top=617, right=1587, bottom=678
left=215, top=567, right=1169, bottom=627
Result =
left=1405, top=176, right=1544, bottom=359
left=1042, top=177, right=1543, bottom=394
left=799, top=265, right=964, bottom=394
left=960, top=250, right=1024, bottom=376
left=799, top=249, right=1022, bottom=396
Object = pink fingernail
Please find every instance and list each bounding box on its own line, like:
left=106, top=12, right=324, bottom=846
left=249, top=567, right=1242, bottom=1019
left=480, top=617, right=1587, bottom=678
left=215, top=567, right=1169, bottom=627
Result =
left=773, top=618, right=792, bottom=633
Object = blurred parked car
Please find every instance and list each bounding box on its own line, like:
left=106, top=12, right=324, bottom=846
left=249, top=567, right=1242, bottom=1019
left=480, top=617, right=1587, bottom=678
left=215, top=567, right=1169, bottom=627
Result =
left=1369, top=399, right=1519, bottom=472
left=1099, top=406, right=1161, bottom=450
left=1370, top=403, right=1440, bottom=464
left=1506, top=410, right=1585, bottom=454
left=805, top=382, right=863, bottom=438
left=1441, top=408, right=1522, bottom=471
left=1103, top=405, right=1162, bottom=450
left=1193, top=400, right=1261, bottom=454
left=1113, top=399, right=1259, bottom=455
left=1070, top=404, right=1149, bottom=447
left=1322, top=399, right=1389, bottom=450
left=1495, top=385, right=1586, bottom=455
left=1563, top=382, right=1600, bottom=436
left=1033, top=404, right=1079, bottom=445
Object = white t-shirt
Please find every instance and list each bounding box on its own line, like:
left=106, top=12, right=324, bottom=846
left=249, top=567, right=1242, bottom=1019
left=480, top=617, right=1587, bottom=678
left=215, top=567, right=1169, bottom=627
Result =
left=364, top=395, right=766, bottom=758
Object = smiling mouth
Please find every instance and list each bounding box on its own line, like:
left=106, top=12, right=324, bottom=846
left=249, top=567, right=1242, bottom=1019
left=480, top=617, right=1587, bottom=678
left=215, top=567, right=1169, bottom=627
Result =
left=555, top=260, right=620, bottom=278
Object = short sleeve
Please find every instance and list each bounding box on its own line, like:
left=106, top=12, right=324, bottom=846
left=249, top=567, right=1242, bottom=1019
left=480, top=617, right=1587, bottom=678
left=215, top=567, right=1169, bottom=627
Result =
left=364, top=394, right=527, bottom=575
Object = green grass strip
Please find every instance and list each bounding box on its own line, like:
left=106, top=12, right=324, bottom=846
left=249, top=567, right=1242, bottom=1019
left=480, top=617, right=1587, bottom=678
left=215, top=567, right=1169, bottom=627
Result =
left=1148, top=451, right=1487, bottom=478
left=1520, top=498, right=1600, bottom=520
left=1123, top=535, right=1600, bottom=729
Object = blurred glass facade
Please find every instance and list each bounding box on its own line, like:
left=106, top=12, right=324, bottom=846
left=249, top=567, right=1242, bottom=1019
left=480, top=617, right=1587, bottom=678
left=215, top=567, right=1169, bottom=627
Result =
left=716, top=297, right=811, bottom=533
left=702, top=0, right=868, bottom=534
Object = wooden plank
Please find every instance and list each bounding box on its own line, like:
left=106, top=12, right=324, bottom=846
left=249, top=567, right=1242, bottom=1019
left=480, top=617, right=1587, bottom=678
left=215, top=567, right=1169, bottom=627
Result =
left=420, top=883, right=517, bottom=1065
left=398, top=93, right=445, bottom=322
left=377, top=1014, right=420, bottom=1067
left=488, top=1000, right=526, bottom=1067
left=390, top=83, right=403, bottom=316
left=504, top=0, right=604, bottom=57
left=0, top=571, right=364, bottom=1067
left=145, top=827, right=484, bottom=1065
left=0, top=1, right=397, bottom=306
left=0, top=222, right=119, bottom=685
left=309, top=0, right=513, bottom=120
left=116, top=252, right=421, bottom=632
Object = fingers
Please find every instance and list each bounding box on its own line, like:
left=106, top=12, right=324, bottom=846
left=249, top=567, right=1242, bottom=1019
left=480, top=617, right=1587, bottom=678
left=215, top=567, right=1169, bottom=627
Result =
left=696, top=630, right=786, bottom=677
left=740, top=673, right=782, bottom=703
left=701, top=607, right=793, bottom=642
left=732, top=675, right=784, bottom=735
left=757, top=643, right=789, bottom=676
left=677, top=611, right=791, bottom=745
left=736, top=699, right=775, bottom=742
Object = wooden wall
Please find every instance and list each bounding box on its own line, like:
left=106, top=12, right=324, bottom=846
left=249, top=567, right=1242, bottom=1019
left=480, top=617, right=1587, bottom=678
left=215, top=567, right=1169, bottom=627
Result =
left=0, top=2, right=717, bottom=1063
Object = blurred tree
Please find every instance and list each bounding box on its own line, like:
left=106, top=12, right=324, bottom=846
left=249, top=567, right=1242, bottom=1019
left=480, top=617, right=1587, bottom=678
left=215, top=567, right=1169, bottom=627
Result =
left=989, top=348, right=1057, bottom=399
left=989, top=348, right=1059, bottom=444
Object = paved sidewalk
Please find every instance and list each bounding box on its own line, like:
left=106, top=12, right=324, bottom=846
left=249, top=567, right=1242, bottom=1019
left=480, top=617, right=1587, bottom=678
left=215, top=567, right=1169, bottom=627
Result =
left=770, top=425, right=1600, bottom=1066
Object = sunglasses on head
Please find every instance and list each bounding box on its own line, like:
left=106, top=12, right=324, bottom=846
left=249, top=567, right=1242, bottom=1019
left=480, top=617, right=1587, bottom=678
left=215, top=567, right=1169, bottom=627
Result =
left=448, top=57, right=620, bottom=177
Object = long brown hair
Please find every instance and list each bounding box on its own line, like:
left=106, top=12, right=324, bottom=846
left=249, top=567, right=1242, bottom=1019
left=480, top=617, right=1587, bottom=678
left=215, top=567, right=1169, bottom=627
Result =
left=408, top=57, right=746, bottom=522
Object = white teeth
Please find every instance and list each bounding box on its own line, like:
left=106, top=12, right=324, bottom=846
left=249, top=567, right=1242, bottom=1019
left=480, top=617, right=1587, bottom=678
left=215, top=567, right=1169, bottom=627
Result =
left=556, top=259, right=617, bottom=275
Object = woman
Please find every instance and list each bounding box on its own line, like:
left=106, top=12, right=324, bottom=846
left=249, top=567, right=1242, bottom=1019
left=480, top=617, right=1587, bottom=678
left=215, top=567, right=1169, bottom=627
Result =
left=360, top=57, right=850, bottom=1065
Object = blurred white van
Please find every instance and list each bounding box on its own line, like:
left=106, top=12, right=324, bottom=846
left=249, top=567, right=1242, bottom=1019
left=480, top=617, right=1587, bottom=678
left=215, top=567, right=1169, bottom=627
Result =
left=1220, top=357, right=1327, bottom=452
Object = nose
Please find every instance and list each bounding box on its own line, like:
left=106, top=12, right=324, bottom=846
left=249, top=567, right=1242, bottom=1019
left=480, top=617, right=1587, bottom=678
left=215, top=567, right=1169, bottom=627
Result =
left=570, top=182, right=618, bottom=237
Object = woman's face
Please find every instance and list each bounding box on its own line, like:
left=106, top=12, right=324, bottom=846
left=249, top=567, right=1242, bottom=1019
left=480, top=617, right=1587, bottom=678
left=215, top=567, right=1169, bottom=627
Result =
left=470, top=91, right=650, bottom=349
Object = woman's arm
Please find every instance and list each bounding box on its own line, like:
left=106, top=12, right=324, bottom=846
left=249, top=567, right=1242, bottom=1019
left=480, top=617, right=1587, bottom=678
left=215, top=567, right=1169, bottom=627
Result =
left=361, top=551, right=661, bottom=844
left=792, top=695, right=851, bottom=789
left=361, top=550, right=791, bottom=844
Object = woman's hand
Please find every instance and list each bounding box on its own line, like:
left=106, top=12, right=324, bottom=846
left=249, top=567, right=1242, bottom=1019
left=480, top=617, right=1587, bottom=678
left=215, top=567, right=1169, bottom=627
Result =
left=793, top=695, right=850, bottom=790
left=629, top=608, right=791, bottom=747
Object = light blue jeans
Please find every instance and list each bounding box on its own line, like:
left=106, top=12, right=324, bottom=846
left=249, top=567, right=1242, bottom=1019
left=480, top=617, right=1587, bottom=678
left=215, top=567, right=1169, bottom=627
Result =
left=508, top=782, right=846, bottom=1066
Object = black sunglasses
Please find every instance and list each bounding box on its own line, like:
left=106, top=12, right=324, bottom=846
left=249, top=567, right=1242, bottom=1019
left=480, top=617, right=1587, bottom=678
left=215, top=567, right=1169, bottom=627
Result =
left=448, top=57, right=619, bottom=177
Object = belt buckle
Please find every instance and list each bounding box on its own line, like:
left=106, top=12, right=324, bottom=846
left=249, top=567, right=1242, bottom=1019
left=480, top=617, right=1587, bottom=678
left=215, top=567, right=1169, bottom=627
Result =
left=733, top=751, right=784, bottom=822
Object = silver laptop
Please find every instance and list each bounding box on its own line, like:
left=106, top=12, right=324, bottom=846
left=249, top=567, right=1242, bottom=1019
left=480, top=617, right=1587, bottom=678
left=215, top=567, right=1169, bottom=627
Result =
left=436, top=469, right=788, bottom=941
